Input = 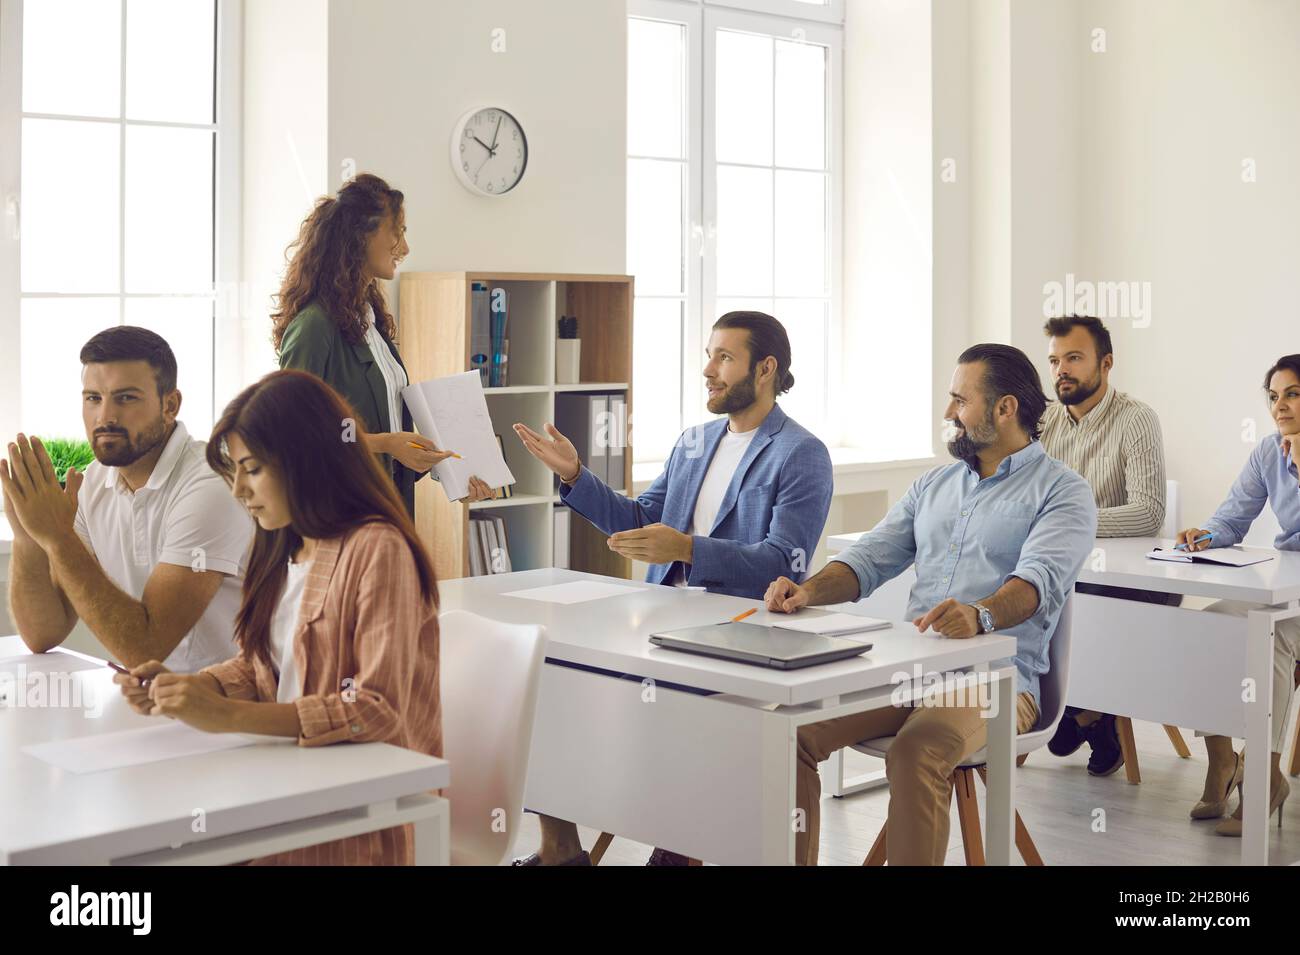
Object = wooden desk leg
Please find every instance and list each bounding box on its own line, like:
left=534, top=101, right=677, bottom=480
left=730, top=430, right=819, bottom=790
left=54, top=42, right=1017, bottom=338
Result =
left=1164, top=724, right=1192, bottom=758
left=1116, top=716, right=1141, bottom=784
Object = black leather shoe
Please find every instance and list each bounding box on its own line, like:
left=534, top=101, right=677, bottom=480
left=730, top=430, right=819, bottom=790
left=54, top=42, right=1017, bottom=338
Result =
left=1086, top=714, right=1125, bottom=776
left=1047, top=713, right=1087, bottom=757
left=511, top=850, right=592, bottom=866
left=646, top=848, right=691, bottom=866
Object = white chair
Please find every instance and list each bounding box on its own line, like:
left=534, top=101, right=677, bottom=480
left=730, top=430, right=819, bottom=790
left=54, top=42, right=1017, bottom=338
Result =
left=1159, top=478, right=1179, bottom=539
left=439, top=609, right=547, bottom=866
left=854, top=597, right=1073, bottom=866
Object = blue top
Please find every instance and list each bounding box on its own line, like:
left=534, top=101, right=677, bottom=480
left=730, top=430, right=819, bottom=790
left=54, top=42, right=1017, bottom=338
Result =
left=1203, top=433, right=1300, bottom=550
left=558, top=404, right=834, bottom=599
left=830, top=441, right=1097, bottom=707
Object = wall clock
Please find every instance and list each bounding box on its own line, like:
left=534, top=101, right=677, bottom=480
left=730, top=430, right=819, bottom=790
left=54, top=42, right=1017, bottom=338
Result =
left=451, top=106, right=528, bottom=197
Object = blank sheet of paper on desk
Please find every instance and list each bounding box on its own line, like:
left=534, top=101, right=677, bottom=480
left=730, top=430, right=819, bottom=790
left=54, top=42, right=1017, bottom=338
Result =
left=502, top=581, right=644, bottom=604
left=22, top=722, right=257, bottom=774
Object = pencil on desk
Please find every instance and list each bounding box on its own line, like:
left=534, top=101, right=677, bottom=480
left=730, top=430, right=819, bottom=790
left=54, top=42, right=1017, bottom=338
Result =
left=731, top=608, right=757, bottom=623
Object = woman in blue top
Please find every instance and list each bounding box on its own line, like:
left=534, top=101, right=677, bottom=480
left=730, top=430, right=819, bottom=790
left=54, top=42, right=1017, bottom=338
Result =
left=1176, top=354, right=1300, bottom=836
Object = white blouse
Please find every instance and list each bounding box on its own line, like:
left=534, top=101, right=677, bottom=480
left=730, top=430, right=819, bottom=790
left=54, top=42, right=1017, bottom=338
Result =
left=364, top=305, right=409, bottom=434
left=268, top=559, right=311, bottom=703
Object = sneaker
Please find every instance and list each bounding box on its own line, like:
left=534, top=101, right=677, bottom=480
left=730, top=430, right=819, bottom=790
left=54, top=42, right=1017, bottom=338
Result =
left=1047, top=713, right=1088, bottom=757
left=646, top=848, right=692, bottom=866
left=1085, top=714, right=1125, bottom=776
left=511, top=850, right=592, bottom=866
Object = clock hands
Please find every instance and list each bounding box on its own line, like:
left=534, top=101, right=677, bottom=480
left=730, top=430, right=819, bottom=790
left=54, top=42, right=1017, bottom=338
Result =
left=490, top=115, right=503, bottom=153
left=471, top=134, right=495, bottom=156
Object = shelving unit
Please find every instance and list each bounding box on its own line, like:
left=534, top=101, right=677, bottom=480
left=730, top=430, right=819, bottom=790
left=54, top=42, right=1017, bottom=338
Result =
left=399, top=271, right=634, bottom=582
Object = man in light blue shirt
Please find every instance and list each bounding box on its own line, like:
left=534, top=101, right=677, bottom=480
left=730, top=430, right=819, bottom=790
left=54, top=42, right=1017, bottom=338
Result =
left=765, top=344, right=1097, bottom=865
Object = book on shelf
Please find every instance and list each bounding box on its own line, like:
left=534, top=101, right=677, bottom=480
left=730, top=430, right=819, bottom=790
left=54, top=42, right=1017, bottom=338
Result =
left=469, top=514, right=513, bottom=576
left=552, top=392, right=628, bottom=491
left=493, top=434, right=513, bottom=499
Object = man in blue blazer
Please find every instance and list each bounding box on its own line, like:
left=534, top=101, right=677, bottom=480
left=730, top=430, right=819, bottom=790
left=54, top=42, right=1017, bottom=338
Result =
left=511, top=310, right=834, bottom=865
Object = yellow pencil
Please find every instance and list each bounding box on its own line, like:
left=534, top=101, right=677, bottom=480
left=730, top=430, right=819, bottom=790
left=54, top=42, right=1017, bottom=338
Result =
left=408, top=442, right=461, bottom=459
left=731, top=608, right=758, bottom=623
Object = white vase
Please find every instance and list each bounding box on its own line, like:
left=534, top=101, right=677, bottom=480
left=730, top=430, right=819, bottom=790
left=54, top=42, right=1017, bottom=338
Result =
left=556, top=338, right=581, bottom=385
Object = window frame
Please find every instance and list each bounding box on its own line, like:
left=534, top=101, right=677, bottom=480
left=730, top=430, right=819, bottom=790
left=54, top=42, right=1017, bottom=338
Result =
left=706, top=0, right=844, bottom=27
left=628, top=0, right=704, bottom=464
left=0, top=0, right=243, bottom=445
left=701, top=3, right=843, bottom=440
left=628, top=0, right=843, bottom=460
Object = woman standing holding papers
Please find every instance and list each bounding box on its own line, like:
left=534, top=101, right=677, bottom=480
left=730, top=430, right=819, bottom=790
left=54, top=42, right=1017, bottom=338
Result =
left=272, top=173, right=491, bottom=515
left=114, top=370, right=442, bottom=865
left=1175, top=354, right=1300, bottom=836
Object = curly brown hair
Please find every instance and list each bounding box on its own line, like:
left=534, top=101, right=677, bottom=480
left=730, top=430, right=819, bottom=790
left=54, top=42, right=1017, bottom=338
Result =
left=271, top=173, right=404, bottom=351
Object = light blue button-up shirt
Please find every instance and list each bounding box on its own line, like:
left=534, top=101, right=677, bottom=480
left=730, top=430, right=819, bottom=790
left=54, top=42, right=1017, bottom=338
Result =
left=831, top=441, right=1097, bottom=707
left=1203, top=433, right=1300, bottom=550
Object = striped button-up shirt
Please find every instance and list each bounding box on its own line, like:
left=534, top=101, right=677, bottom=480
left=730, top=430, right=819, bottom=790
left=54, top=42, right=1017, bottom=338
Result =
left=1039, top=385, right=1166, bottom=538
left=204, top=521, right=442, bottom=865
left=831, top=442, right=1096, bottom=707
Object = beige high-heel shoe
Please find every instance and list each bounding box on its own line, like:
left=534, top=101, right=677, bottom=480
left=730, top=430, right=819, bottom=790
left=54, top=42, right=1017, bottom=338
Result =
left=1190, top=750, right=1244, bottom=820
left=1215, top=774, right=1290, bottom=837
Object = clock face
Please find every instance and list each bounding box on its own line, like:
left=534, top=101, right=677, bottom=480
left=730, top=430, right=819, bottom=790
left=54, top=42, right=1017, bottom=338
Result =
left=452, top=107, right=528, bottom=197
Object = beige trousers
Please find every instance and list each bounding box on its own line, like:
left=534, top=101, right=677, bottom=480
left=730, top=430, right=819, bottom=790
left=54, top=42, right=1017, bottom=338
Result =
left=797, top=691, right=1039, bottom=865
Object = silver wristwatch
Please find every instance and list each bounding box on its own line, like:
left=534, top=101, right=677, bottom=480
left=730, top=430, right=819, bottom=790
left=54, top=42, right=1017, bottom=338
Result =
left=972, top=602, right=995, bottom=634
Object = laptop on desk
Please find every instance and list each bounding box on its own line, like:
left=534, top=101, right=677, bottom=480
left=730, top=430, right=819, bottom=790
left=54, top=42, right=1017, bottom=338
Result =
left=649, top=621, right=873, bottom=670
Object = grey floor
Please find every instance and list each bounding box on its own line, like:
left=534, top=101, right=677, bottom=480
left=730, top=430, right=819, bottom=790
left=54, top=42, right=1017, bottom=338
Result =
left=510, top=718, right=1300, bottom=865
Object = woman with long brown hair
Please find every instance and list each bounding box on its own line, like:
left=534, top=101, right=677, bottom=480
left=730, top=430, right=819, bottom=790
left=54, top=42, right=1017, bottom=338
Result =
left=113, top=370, right=442, bottom=865
left=272, top=172, right=491, bottom=515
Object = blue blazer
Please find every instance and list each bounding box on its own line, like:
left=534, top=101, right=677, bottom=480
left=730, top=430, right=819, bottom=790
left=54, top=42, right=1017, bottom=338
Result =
left=559, top=404, right=834, bottom=599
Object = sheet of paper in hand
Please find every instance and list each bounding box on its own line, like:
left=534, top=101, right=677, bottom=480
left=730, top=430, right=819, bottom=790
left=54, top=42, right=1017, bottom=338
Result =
left=402, top=371, right=516, bottom=500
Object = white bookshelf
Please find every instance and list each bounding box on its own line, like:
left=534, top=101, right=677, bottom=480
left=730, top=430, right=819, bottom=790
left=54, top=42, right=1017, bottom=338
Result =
left=399, top=271, right=634, bottom=581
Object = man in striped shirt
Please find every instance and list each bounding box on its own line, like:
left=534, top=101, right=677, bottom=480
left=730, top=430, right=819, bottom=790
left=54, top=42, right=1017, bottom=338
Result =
left=1039, top=315, right=1176, bottom=776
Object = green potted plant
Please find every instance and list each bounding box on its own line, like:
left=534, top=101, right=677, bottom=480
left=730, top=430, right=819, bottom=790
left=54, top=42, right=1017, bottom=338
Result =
left=37, top=437, right=95, bottom=488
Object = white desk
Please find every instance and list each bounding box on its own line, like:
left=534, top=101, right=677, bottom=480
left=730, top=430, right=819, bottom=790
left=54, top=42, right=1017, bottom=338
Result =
left=439, top=568, right=1019, bottom=865
left=826, top=530, right=1298, bottom=865
left=0, top=636, right=450, bottom=865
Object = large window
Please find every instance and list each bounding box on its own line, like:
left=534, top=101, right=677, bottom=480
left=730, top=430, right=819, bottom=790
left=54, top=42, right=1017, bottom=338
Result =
left=0, top=0, right=239, bottom=446
left=628, top=0, right=842, bottom=463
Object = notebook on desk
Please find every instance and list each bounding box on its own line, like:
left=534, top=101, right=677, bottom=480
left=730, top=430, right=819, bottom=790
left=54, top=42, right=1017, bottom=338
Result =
left=1146, top=546, right=1273, bottom=567
left=649, top=622, right=871, bottom=670
left=772, top=612, right=891, bottom=636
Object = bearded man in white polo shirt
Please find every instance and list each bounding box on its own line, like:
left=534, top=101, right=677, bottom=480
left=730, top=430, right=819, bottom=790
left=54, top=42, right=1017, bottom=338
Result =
left=1, top=326, right=253, bottom=671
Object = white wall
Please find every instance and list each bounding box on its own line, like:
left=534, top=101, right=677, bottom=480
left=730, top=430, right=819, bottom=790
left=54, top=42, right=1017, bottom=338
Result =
left=1072, top=0, right=1300, bottom=526
left=953, top=0, right=1300, bottom=528
left=1008, top=0, right=1079, bottom=348
left=325, top=0, right=627, bottom=286
left=240, top=0, right=329, bottom=388
left=842, top=0, right=935, bottom=460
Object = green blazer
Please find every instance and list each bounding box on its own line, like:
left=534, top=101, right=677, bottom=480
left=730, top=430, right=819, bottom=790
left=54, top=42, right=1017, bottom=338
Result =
left=278, top=301, right=424, bottom=517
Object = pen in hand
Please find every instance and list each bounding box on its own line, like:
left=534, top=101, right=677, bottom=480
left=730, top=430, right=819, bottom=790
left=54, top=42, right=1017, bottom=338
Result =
left=106, top=660, right=151, bottom=688
left=1174, top=532, right=1213, bottom=552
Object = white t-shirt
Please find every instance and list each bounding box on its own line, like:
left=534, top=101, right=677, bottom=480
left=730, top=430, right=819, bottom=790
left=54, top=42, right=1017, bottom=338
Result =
left=268, top=558, right=311, bottom=703
left=72, top=420, right=255, bottom=671
left=364, top=306, right=409, bottom=433
left=671, top=424, right=758, bottom=587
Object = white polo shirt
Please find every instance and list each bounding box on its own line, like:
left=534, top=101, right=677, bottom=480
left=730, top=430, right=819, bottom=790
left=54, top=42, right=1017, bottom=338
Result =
left=72, top=420, right=254, bottom=671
